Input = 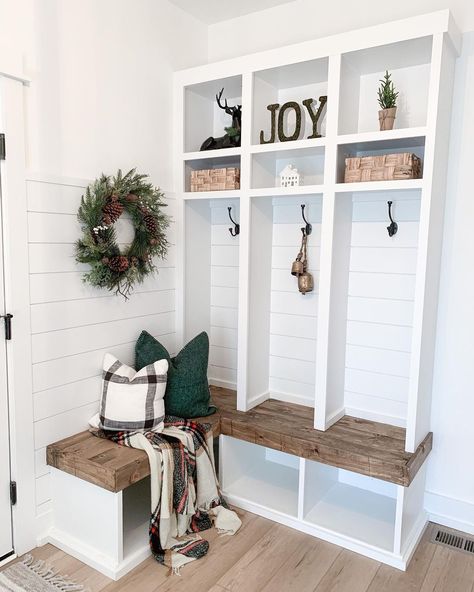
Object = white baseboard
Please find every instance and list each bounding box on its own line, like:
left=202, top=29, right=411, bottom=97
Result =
left=325, top=406, right=346, bottom=429
left=47, top=527, right=149, bottom=580
left=35, top=508, right=53, bottom=547
left=269, top=390, right=313, bottom=407
left=247, top=391, right=269, bottom=409
left=344, top=406, right=406, bottom=428
left=208, top=377, right=236, bottom=390
left=425, top=491, right=474, bottom=536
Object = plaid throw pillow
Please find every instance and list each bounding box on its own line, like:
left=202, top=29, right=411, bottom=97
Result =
left=99, top=353, right=168, bottom=432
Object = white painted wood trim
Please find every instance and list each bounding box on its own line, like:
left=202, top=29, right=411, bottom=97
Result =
left=425, top=491, right=474, bottom=537
left=297, top=458, right=306, bottom=521
left=405, top=33, right=457, bottom=452
left=246, top=390, right=270, bottom=410
left=0, top=74, right=36, bottom=555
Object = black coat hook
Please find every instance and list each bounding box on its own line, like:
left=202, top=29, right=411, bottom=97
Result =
left=301, top=204, right=312, bottom=235
left=228, top=206, right=240, bottom=237
left=387, top=201, right=398, bottom=237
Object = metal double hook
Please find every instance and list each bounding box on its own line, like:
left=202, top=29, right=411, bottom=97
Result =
left=301, top=204, right=312, bottom=235
left=387, top=201, right=398, bottom=237
left=228, top=206, right=240, bottom=237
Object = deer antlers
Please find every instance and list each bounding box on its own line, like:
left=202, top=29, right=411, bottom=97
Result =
left=216, top=88, right=241, bottom=115
left=216, top=88, right=231, bottom=113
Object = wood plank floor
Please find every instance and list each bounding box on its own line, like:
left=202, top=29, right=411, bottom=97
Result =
left=3, top=513, right=474, bottom=592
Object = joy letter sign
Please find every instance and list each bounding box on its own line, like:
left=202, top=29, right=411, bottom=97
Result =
left=259, top=96, right=327, bottom=144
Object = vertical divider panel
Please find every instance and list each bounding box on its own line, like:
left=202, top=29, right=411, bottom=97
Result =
left=246, top=197, right=273, bottom=407
left=316, top=195, right=353, bottom=429
left=174, top=77, right=186, bottom=350
left=406, top=33, right=457, bottom=452
left=175, top=198, right=186, bottom=350
left=314, top=54, right=343, bottom=429
left=393, top=485, right=405, bottom=555
left=394, top=465, right=428, bottom=557
left=297, top=458, right=306, bottom=521
left=184, top=201, right=212, bottom=343
left=237, top=72, right=253, bottom=410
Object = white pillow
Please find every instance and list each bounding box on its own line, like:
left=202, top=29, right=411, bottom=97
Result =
left=93, top=353, right=168, bottom=432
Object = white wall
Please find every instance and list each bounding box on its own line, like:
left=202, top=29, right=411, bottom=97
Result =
left=2, top=0, right=208, bottom=539
left=26, top=0, right=207, bottom=187
left=208, top=7, right=474, bottom=533
left=28, top=175, right=178, bottom=532
left=208, top=0, right=474, bottom=61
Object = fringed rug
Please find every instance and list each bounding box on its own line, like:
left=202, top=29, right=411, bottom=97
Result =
left=0, top=555, right=84, bottom=592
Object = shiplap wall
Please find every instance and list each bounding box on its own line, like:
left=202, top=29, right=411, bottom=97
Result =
left=269, top=199, right=322, bottom=406
left=344, top=192, right=420, bottom=425
left=209, top=202, right=239, bottom=388
left=28, top=176, right=177, bottom=520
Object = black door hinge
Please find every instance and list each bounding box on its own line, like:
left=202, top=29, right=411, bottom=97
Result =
left=0, top=134, right=5, bottom=160
left=1, top=314, right=12, bottom=340
left=10, top=482, right=17, bottom=506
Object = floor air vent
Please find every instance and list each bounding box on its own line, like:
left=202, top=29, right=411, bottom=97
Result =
left=432, top=527, right=474, bottom=555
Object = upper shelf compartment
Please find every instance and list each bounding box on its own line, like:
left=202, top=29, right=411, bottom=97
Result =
left=184, top=75, right=242, bottom=154
left=335, top=134, right=426, bottom=185
left=252, top=58, right=328, bottom=146
left=338, top=36, right=433, bottom=135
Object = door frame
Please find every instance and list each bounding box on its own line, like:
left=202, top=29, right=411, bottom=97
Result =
left=0, top=50, right=36, bottom=556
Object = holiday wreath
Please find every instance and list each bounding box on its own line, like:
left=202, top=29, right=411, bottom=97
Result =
left=75, top=169, right=170, bottom=298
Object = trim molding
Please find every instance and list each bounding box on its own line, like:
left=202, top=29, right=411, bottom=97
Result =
left=345, top=406, right=407, bottom=428
left=270, top=390, right=313, bottom=407
left=425, top=490, right=474, bottom=536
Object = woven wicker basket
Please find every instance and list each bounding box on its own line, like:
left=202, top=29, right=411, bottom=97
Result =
left=344, top=153, right=422, bottom=183
left=190, top=167, right=240, bottom=192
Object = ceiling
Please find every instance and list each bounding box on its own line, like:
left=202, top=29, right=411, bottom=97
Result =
left=169, top=0, right=294, bottom=24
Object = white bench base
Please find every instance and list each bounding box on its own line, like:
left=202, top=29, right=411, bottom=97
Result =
left=47, top=468, right=150, bottom=580
left=46, top=435, right=429, bottom=578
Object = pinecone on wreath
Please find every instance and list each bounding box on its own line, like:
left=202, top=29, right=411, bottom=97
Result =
left=143, top=214, right=157, bottom=235
left=108, top=255, right=129, bottom=273
left=102, top=195, right=124, bottom=224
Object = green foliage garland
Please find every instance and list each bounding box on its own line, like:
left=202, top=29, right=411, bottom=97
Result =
left=75, top=169, right=170, bottom=299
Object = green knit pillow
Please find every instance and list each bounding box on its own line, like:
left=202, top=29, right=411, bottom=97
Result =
left=135, top=331, right=216, bottom=418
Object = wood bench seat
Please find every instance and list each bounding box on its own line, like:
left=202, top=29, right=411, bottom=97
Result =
left=47, top=386, right=432, bottom=492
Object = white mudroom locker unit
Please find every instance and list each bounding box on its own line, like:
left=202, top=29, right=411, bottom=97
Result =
left=173, top=10, right=460, bottom=569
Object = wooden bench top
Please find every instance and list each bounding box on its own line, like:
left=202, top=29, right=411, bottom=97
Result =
left=47, top=386, right=432, bottom=492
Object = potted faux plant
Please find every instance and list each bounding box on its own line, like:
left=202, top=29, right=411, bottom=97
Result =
left=377, top=70, right=399, bottom=131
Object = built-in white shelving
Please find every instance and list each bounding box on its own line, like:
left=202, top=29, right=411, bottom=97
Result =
left=182, top=189, right=242, bottom=200
left=250, top=137, right=326, bottom=154
left=183, top=147, right=242, bottom=161
left=335, top=179, right=424, bottom=193
left=174, top=10, right=459, bottom=569
left=250, top=185, right=325, bottom=197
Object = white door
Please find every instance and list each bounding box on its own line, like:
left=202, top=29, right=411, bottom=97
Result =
left=0, top=154, right=13, bottom=560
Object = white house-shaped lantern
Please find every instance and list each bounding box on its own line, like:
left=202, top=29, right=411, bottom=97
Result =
left=279, top=164, right=302, bottom=188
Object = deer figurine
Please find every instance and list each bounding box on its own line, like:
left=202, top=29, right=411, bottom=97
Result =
left=200, top=88, right=242, bottom=151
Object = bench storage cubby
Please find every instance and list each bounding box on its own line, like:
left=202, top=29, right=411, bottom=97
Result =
left=221, top=435, right=427, bottom=567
